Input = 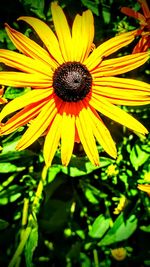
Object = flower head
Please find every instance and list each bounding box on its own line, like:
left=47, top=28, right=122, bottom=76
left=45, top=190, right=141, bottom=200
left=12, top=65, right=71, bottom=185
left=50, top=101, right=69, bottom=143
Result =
left=121, top=0, right=150, bottom=52
left=0, top=2, right=150, bottom=167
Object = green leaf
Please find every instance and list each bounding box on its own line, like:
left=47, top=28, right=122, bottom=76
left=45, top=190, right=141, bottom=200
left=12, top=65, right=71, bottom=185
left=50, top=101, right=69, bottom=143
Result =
left=89, top=214, right=110, bottom=238
left=0, top=185, right=22, bottom=205
left=0, top=137, right=36, bottom=167
left=130, top=141, right=150, bottom=170
left=4, top=87, right=31, bottom=100
left=98, top=213, right=138, bottom=246
left=20, top=0, right=45, bottom=19
left=25, top=221, right=38, bottom=267
left=79, top=253, right=91, bottom=267
left=0, top=162, right=18, bottom=173
left=0, top=219, right=9, bottom=230
left=58, top=156, right=113, bottom=177
left=47, top=165, right=61, bottom=183
left=84, top=188, right=99, bottom=204
left=102, top=6, right=111, bottom=24
left=140, top=225, right=150, bottom=232
left=81, top=0, right=99, bottom=15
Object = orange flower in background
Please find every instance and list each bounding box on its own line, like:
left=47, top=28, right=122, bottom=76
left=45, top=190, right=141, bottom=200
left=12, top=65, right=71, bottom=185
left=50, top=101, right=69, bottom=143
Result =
left=0, top=2, right=150, bottom=167
left=121, top=0, right=150, bottom=52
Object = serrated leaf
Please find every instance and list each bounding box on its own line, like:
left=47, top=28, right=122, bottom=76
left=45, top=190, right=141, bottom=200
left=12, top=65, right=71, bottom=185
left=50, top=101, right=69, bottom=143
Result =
left=98, top=213, right=138, bottom=246
left=89, top=214, right=110, bottom=238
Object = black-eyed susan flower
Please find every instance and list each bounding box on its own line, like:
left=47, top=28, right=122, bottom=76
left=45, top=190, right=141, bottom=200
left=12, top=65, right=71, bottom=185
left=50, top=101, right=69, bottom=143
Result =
left=0, top=2, right=150, bottom=167
left=121, top=0, right=150, bottom=52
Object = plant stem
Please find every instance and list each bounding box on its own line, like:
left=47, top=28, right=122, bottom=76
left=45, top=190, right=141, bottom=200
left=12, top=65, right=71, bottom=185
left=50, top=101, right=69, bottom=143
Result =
left=8, top=165, right=48, bottom=267
left=93, top=249, right=99, bottom=267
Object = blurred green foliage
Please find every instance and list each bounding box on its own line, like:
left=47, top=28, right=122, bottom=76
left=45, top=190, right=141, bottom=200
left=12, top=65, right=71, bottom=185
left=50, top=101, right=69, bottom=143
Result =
left=0, top=0, right=150, bottom=266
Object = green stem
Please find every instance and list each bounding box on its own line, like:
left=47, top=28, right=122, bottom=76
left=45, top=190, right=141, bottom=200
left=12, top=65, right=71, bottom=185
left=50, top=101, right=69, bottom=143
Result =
left=93, top=249, right=99, bottom=267
left=8, top=165, right=48, bottom=267
left=8, top=226, right=32, bottom=267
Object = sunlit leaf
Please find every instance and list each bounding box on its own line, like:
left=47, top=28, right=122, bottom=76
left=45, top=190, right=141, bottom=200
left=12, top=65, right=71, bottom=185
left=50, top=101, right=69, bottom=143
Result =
left=4, top=87, right=31, bottom=100
left=89, top=214, right=110, bottom=238
left=59, top=157, right=113, bottom=177
left=98, top=213, right=138, bottom=246
left=0, top=185, right=22, bottom=205
left=130, top=140, right=150, bottom=170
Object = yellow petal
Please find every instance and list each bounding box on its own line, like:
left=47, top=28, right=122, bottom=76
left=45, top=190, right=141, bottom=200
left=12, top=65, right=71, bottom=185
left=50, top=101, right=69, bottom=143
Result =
left=5, top=23, right=57, bottom=69
left=0, top=89, right=52, bottom=122
left=91, top=52, right=149, bottom=77
left=44, top=112, right=63, bottom=167
left=89, top=94, right=148, bottom=134
left=76, top=102, right=100, bottom=166
left=17, top=97, right=61, bottom=150
left=17, top=17, right=64, bottom=65
left=0, top=72, right=52, bottom=88
left=72, top=10, right=94, bottom=62
left=138, top=184, right=150, bottom=194
left=61, top=103, right=75, bottom=166
left=84, top=102, right=117, bottom=158
left=92, top=76, right=150, bottom=105
left=84, top=31, right=137, bottom=70
left=0, top=49, right=52, bottom=76
left=51, top=2, right=72, bottom=61
left=1, top=100, right=46, bottom=135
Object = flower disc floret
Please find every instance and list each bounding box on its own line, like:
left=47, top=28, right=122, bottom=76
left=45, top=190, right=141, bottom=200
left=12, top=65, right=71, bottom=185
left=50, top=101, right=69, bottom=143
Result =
left=53, top=62, right=92, bottom=102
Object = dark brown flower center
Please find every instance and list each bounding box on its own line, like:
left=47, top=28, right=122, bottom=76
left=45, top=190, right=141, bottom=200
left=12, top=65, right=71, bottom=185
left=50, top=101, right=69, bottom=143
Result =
left=53, top=62, right=92, bottom=102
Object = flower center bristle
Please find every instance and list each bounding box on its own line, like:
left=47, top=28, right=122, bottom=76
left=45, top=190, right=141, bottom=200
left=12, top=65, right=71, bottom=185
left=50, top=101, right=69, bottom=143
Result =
left=53, top=62, right=92, bottom=102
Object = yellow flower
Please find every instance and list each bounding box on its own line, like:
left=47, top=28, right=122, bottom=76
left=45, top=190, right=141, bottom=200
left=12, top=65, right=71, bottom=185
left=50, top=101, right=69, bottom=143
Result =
left=111, top=247, right=127, bottom=261
left=121, top=0, right=150, bottom=52
left=113, top=195, right=128, bottom=215
left=0, top=2, right=150, bottom=167
left=106, top=164, right=119, bottom=177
